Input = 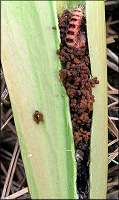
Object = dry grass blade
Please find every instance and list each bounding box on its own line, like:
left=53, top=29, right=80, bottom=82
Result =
left=1, top=163, right=8, bottom=176
left=0, top=148, right=23, bottom=167
left=108, top=101, right=118, bottom=108
left=108, top=27, right=117, bottom=35
left=108, top=165, right=118, bottom=174
left=1, top=87, right=9, bottom=102
left=106, top=37, right=115, bottom=44
left=107, top=190, right=119, bottom=198
left=108, top=116, right=119, bottom=138
left=5, top=187, right=29, bottom=200
left=107, top=180, right=118, bottom=187
left=1, top=140, right=20, bottom=199
left=105, top=1, right=118, bottom=6
left=109, top=117, right=119, bottom=120
left=108, top=82, right=118, bottom=91
left=108, top=126, right=118, bottom=138
left=1, top=114, right=13, bottom=131
left=112, top=34, right=119, bottom=39
left=1, top=98, right=10, bottom=106
left=108, top=147, right=119, bottom=164
left=108, top=94, right=118, bottom=102
left=5, top=147, right=21, bottom=197
left=107, top=60, right=119, bottom=72
left=106, top=20, right=119, bottom=26
left=108, top=138, right=119, bottom=146
left=107, top=177, right=119, bottom=192
left=108, top=43, right=119, bottom=195
left=107, top=48, right=119, bottom=64
left=17, top=178, right=26, bottom=191
left=108, top=89, right=119, bottom=94
left=1, top=163, right=15, bottom=195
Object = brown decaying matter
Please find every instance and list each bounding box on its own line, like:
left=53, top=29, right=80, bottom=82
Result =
left=57, top=7, right=99, bottom=199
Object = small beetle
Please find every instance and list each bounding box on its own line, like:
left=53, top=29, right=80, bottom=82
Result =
left=34, top=110, right=44, bottom=124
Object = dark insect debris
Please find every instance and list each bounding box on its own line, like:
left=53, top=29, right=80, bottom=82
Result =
left=34, top=110, right=44, bottom=124
left=57, top=7, right=99, bottom=199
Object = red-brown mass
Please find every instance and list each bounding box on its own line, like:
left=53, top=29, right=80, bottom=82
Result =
left=57, top=9, right=99, bottom=199
left=58, top=10, right=99, bottom=146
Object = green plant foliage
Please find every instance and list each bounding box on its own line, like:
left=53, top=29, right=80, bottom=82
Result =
left=86, top=1, right=108, bottom=199
left=1, top=1, right=77, bottom=199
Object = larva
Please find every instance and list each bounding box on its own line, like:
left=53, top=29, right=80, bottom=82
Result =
left=65, top=5, right=86, bottom=49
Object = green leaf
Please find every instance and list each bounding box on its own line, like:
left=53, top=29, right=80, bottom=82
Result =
left=1, top=1, right=77, bottom=199
left=86, top=1, right=108, bottom=199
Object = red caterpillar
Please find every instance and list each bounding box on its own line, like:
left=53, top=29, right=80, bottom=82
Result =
left=65, top=5, right=86, bottom=49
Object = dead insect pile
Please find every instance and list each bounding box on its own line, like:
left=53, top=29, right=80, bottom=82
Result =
left=57, top=6, right=99, bottom=199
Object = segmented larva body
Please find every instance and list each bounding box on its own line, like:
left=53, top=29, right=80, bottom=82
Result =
left=65, top=5, right=86, bottom=49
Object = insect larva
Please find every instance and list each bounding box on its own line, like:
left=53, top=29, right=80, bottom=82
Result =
left=65, top=5, right=86, bottom=49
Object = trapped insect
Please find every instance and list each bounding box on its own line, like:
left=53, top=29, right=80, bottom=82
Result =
left=75, top=149, right=84, bottom=165
left=65, top=5, right=86, bottom=49
left=34, top=110, right=44, bottom=124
